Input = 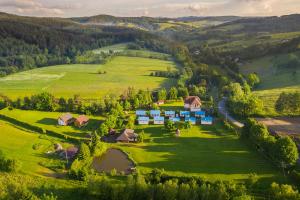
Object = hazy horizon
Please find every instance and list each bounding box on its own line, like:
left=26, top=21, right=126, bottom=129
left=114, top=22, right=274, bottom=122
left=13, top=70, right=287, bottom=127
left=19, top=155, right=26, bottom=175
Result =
left=0, top=0, right=299, bottom=18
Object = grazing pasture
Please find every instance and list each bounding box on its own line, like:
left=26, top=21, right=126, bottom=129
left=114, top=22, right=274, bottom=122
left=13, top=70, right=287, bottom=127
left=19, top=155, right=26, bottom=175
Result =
left=0, top=120, right=69, bottom=176
left=116, top=121, right=283, bottom=182
left=0, top=56, right=178, bottom=100
left=240, top=52, right=300, bottom=115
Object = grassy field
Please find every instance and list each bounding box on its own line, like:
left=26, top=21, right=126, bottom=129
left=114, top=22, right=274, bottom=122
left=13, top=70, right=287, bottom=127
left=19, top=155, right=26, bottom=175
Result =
left=117, top=122, right=283, bottom=182
left=0, top=108, right=103, bottom=139
left=0, top=56, right=178, bottom=99
left=93, top=43, right=129, bottom=54
left=240, top=53, right=300, bottom=115
left=0, top=120, right=70, bottom=176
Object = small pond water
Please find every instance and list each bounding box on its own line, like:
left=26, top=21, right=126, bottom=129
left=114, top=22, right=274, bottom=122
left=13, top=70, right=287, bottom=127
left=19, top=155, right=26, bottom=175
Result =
left=92, top=148, right=134, bottom=175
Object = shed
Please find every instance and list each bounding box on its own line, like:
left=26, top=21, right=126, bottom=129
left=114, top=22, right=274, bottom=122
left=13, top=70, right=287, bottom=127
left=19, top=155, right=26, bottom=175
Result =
left=180, top=111, right=190, bottom=118
left=201, top=116, right=213, bottom=125
left=150, top=110, right=161, bottom=117
left=195, top=111, right=206, bottom=118
left=156, top=100, right=165, bottom=105
left=138, top=116, right=150, bottom=125
left=136, top=110, right=146, bottom=116
left=60, top=146, right=79, bottom=160
left=154, top=116, right=165, bottom=125
left=169, top=117, right=180, bottom=122
left=185, top=117, right=196, bottom=125
left=165, top=111, right=176, bottom=118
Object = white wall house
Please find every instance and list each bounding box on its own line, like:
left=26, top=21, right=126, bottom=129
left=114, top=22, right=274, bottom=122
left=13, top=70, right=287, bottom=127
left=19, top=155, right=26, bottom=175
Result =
left=154, top=116, right=164, bottom=125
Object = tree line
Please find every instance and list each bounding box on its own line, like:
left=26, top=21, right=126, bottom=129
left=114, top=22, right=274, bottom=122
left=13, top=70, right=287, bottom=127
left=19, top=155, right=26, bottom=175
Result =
left=242, top=119, right=299, bottom=170
left=276, top=91, right=300, bottom=115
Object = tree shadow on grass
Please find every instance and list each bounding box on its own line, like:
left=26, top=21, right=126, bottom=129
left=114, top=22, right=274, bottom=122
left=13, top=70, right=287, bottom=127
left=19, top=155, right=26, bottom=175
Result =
left=132, top=126, right=283, bottom=182
left=36, top=118, right=57, bottom=125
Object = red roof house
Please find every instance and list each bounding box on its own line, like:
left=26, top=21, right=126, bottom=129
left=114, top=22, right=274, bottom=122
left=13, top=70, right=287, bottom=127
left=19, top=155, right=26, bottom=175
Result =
left=184, top=96, right=202, bottom=111
left=74, top=115, right=89, bottom=128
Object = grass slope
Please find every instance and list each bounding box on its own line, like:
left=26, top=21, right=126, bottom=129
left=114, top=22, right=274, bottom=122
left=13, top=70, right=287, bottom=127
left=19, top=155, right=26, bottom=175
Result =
left=0, top=56, right=177, bottom=99
left=0, top=108, right=103, bottom=139
left=117, top=122, right=283, bottom=182
left=240, top=53, right=300, bottom=115
left=0, top=120, right=70, bottom=176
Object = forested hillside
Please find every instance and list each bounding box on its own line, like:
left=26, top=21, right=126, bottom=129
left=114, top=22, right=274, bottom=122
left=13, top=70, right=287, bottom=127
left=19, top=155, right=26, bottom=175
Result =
left=0, top=13, right=183, bottom=77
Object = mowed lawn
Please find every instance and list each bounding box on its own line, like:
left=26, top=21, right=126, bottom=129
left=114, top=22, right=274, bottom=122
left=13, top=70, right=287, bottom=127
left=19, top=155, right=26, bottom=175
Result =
left=240, top=53, right=300, bottom=115
left=118, top=122, right=283, bottom=182
left=0, top=108, right=103, bottom=139
left=0, top=56, right=178, bottom=99
left=0, top=120, right=69, bottom=176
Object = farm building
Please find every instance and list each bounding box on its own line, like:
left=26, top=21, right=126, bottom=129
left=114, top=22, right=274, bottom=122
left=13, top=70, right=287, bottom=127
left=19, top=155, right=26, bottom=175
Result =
left=60, top=146, right=79, bottom=160
left=185, top=117, right=196, bottom=125
left=184, top=96, right=202, bottom=111
left=195, top=111, right=206, bottom=118
left=138, top=117, right=150, bottom=125
left=58, top=113, right=74, bottom=126
left=156, top=100, right=165, bottom=105
left=116, top=129, right=138, bottom=143
left=201, top=117, right=213, bottom=125
left=150, top=110, right=161, bottom=117
left=136, top=110, right=146, bottom=116
left=154, top=116, right=165, bottom=124
left=169, top=117, right=180, bottom=122
left=180, top=111, right=190, bottom=118
left=165, top=111, right=176, bottom=118
left=74, top=115, right=89, bottom=127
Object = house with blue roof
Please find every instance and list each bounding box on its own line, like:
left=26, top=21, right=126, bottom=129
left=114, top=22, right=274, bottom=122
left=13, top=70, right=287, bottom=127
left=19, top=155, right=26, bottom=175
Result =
left=165, top=111, right=175, bottom=118
left=195, top=111, right=206, bottom=118
left=154, top=116, right=164, bottom=125
left=136, top=110, right=146, bottom=116
left=150, top=110, right=161, bottom=117
left=201, top=116, right=213, bottom=125
left=185, top=117, right=196, bottom=125
left=138, top=117, right=150, bottom=125
left=180, top=111, right=190, bottom=118
left=169, top=117, right=180, bottom=122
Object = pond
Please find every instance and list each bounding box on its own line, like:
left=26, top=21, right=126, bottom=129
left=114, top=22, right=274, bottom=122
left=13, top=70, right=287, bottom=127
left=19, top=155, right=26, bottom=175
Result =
left=92, top=148, right=135, bottom=175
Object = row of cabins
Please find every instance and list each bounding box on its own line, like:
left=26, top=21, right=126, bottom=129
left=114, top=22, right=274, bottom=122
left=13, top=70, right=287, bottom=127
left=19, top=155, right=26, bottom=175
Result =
left=58, top=113, right=89, bottom=128
left=136, top=110, right=213, bottom=125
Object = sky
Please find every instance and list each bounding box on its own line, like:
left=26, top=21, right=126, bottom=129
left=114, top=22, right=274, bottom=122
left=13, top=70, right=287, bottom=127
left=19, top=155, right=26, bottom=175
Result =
left=0, top=0, right=299, bottom=18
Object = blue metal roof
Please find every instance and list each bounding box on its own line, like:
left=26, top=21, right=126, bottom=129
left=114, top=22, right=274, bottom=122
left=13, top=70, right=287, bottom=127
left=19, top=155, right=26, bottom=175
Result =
left=150, top=110, right=161, bottom=115
left=136, top=110, right=146, bottom=115
left=180, top=111, right=190, bottom=115
left=195, top=111, right=205, bottom=115
left=169, top=117, right=180, bottom=122
left=154, top=116, right=164, bottom=121
left=165, top=111, right=175, bottom=115
left=185, top=117, right=196, bottom=122
left=202, top=116, right=213, bottom=122
left=138, top=117, right=149, bottom=121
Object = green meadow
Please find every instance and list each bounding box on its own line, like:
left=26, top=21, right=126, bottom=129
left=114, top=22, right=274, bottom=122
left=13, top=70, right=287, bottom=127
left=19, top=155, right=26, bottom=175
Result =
left=0, top=56, right=178, bottom=100
left=240, top=52, right=300, bottom=115
left=117, top=122, right=283, bottom=182
left=0, top=106, right=283, bottom=182
left=0, top=120, right=71, bottom=176
left=0, top=108, right=104, bottom=140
